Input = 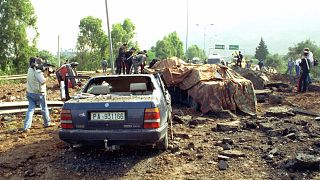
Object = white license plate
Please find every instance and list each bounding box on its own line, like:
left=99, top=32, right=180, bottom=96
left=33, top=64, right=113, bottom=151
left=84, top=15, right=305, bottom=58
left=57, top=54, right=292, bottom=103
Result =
left=91, top=112, right=125, bottom=121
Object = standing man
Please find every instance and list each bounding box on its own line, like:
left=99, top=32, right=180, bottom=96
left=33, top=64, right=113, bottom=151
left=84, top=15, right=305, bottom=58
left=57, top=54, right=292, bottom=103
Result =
left=236, top=51, right=243, bottom=68
left=125, top=47, right=136, bottom=74
left=298, top=51, right=311, bottom=93
left=286, top=58, right=294, bottom=76
left=116, top=43, right=128, bottom=74
left=304, top=48, right=313, bottom=84
left=22, top=57, right=53, bottom=132
left=101, top=58, right=108, bottom=73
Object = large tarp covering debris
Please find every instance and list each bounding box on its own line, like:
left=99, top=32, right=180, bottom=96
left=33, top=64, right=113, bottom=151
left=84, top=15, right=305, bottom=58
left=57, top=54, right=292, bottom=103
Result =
left=147, top=57, right=257, bottom=115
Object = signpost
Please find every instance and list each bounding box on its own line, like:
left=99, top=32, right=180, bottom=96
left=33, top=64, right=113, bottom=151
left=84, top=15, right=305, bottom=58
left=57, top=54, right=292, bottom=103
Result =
left=229, top=45, right=239, bottom=50
left=215, top=44, right=225, bottom=50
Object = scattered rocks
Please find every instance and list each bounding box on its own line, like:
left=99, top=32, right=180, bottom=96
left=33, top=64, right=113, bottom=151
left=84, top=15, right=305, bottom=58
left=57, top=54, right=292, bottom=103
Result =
left=285, top=153, right=320, bottom=171
left=218, top=160, right=229, bottom=170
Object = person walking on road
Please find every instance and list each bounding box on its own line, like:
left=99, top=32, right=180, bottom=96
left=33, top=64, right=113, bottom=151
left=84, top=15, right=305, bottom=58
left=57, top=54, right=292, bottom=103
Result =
left=22, top=57, right=53, bottom=132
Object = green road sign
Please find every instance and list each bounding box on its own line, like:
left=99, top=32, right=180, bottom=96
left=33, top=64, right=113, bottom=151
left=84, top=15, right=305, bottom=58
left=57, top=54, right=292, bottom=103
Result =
left=229, top=45, right=239, bottom=50
left=215, top=44, right=225, bottom=49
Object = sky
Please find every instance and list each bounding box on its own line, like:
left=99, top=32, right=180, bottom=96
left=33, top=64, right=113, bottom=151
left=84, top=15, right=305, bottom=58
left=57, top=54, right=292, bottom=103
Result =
left=30, top=0, right=320, bottom=56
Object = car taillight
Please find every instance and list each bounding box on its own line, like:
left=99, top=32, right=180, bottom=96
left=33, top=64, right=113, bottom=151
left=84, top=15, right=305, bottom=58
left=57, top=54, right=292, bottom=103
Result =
left=60, top=109, right=74, bottom=129
left=144, top=108, right=160, bottom=129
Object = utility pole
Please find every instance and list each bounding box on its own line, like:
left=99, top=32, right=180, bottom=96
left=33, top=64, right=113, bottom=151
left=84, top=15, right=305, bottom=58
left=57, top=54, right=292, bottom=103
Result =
left=57, top=35, right=61, bottom=67
left=185, top=0, right=189, bottom=58
left=105, top=0, right=114, bottom=74
left=196, top=24, right=214, bottom=56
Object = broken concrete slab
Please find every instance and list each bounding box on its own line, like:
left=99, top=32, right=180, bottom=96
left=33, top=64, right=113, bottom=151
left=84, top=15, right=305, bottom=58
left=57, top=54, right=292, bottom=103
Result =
left=292, top=108, right=320, bottom=117
left=265, top=106, right=295, bottom=118
left=216, top=121, right=241, bottom=132
left=219, top=150, right=246, bottom=158
left=285, top=153, right=320, bottom=171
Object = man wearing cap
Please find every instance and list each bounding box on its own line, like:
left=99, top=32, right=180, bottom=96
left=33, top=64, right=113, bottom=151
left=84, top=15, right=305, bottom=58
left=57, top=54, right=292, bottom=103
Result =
left=304, top=48, right=314, bottom=84
left=22, top=57, right=53, bottom=132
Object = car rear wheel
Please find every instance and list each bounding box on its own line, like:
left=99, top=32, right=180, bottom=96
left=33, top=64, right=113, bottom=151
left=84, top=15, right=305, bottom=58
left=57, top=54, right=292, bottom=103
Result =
left=156, top=130, right=168, bottom=151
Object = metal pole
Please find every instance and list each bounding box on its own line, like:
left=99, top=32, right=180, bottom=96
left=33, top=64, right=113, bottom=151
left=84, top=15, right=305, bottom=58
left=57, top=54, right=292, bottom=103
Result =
left=185, top=0, right=189, bottom=58
left=58, top=35, right=60, bottom=67
left=203, top=26, right=206, bottom=56
left=105, top=0, right=114, bottom=74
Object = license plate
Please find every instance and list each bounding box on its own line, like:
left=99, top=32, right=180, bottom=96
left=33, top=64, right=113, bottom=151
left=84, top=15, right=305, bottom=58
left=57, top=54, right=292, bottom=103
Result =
left=91, top=112, right=125, bottom=121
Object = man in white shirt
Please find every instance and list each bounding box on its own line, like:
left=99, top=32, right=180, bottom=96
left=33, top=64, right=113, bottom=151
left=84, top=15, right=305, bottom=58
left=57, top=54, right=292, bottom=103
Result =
left=22, top=57, right=53, bottom=132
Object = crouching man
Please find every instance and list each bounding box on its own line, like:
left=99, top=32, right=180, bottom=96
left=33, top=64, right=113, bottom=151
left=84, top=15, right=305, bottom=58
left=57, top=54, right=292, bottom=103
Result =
left=132, top=50, right=148, bottom=74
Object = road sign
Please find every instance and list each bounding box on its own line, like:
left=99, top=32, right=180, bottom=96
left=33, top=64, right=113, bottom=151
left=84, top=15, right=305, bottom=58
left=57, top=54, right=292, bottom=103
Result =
left=229, top=45, right=239, bottom=50
left=215, top=44, right=225, bottom=50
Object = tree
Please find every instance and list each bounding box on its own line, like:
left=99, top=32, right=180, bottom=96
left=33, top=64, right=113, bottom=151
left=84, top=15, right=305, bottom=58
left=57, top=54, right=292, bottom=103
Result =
left=255, top=37, right=269, bottom=61
left=75, top=16, right=108, bottom=70
left=186, top=45, right=205, bottom=61
left=37, top=50, right=57, bottom=66
left=287, top=39, right=318, bottom=59
left=0, top=0, right=38, bottom=74
left=76, top=16, right=107, bottom=54
left=111, top=18, right=136, bottom=57
left=154, top=32, right=184, bottom=59
left=265, top=54, right=286, bottom=73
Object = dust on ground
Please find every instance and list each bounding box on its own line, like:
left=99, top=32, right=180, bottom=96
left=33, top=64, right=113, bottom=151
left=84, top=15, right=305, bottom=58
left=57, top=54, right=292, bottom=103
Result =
left=1, top=72, right=320, bottom=179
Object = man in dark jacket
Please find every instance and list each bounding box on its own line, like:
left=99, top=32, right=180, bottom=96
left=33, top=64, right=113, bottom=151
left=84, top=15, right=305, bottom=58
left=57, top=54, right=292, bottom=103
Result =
left=298, top=51, right=311, bottom=92
left=125, top=47, right=136, bottom=74
left=116, top=43, right=127, bottom=74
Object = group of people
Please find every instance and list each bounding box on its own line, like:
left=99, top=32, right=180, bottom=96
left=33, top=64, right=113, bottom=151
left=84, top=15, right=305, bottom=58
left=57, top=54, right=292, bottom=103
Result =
left=115, top=43, right=148, bottom=74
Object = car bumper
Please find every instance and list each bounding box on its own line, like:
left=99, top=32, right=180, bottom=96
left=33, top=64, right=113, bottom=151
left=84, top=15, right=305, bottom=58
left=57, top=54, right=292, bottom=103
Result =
left=59, top=123, right=168, bottom=146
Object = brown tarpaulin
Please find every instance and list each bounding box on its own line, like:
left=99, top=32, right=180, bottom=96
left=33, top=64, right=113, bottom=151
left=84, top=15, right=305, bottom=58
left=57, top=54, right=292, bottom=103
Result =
left=149, top=58, right=257, bottom=115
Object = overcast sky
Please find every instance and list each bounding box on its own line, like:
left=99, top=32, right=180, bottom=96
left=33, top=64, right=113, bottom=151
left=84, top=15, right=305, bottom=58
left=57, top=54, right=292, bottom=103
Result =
left=31, top=0, right=320, bottom=55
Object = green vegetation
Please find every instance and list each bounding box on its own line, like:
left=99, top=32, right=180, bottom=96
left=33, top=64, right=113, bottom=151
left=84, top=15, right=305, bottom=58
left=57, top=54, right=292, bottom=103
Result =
left=186, top=45, right=205, bottom=61
left=255, top=38, right=269, bottom=61
left=0, top=0, right=38, bottom=74
left=154, top=32, right=184, bottom=60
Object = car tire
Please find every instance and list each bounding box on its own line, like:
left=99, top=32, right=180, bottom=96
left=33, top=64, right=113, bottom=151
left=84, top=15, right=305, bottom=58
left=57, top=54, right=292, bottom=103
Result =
left=156, top=130, right=168, bottom=151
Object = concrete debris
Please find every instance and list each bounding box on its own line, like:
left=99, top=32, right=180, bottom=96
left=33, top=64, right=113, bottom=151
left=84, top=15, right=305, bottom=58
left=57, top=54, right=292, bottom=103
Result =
left=216, top=121, right=241, bottom=132
left=219, top=150, right=245, bottom=158
left=218, top=160, right=229, bottom=170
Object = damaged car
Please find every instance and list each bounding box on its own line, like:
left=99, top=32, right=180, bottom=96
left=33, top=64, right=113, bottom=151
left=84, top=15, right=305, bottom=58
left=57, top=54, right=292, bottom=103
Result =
left=59, top=74, right=172, bottom=150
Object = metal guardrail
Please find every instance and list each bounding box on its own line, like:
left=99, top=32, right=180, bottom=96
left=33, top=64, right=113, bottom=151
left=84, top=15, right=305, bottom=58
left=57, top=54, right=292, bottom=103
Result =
left=0, top=101, right=64, bottom=114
